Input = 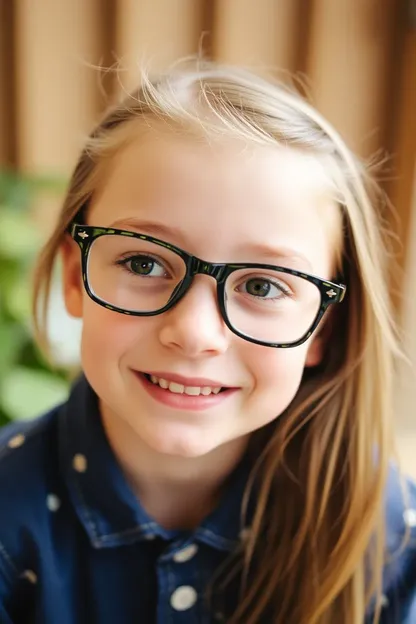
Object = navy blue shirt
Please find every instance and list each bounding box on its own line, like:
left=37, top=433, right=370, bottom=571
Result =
left=0, top=375, right=415, bottom=623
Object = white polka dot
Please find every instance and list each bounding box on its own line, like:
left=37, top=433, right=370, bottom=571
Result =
left=379, top=593, right=389, bottom=608
left=73, top=454, right=88, bottom=473
left=7, top=434, right=25, bottom=449
left=22, top=570, right=37, bottom=584
left=46, top=494, right=61, bottom=512
left=403, top=508, right=416, bottom=528
left=170, top=585, right=198, bottom=611
left=173, top=543, right=198, bottom=563
left=144, top=533, right=156, bottom=540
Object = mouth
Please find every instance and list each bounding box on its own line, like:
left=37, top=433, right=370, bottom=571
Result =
left=141, top=373, right=228, bottom=397
left=133, top=371, right=238, bottom=411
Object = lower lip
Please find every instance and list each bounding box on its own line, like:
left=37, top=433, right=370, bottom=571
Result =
left=133, top=372, right=238, bottom=411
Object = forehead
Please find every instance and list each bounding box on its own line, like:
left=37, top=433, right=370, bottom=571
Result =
left=89, top=129, right=341, bottom=275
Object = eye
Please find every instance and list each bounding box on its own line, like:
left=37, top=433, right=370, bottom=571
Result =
left=118, top=254, right=168, bottom=277
left=238, top=277, right=291, bottom=299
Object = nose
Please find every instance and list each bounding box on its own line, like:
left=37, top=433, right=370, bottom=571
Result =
left=158, top=276, right=230, bottom=358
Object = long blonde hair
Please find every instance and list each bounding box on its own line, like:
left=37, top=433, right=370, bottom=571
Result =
left=33, top=60, right=399, bottom=623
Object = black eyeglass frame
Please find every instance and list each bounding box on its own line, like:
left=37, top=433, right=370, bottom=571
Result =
left=69, top=223, right=346, bottom=349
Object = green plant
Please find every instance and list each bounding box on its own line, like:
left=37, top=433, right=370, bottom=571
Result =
left=0, top=170, right=71, bottom=426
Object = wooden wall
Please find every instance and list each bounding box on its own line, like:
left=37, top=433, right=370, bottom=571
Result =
left=0, top=0, right=414, bottom=293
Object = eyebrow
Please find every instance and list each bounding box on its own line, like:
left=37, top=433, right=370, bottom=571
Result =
left=240, top=243, right=313, bottom=270
left=109, top=218, right=313, bottom=270
left=110, top=218, right=187, bottom=243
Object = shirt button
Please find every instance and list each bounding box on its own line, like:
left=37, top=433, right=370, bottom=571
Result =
left=173, top=543, right=199, bottom=562
left=170, top=586, right=198, bottom=611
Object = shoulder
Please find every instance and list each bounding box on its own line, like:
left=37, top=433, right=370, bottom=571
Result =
left=384, top=465, right=416, bottom=552
left=378, top=466, right=416, bottom=622
left=0, top=405, right=64, bottom=584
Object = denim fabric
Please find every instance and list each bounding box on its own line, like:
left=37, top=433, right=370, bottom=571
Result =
left=0, top=375, right=415, bottom=623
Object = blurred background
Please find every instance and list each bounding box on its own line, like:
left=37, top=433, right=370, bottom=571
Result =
left=0, top=0, right=415, bottom=473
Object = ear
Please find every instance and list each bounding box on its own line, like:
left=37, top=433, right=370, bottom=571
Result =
left=304, top=309, right=334, bottom=368
left=60, top=234, right=83, bottom=318
left=305, top=333, right=325, bottom=367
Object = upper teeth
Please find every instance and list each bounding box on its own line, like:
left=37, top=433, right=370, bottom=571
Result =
left=149, top=375, right=222, bottom=396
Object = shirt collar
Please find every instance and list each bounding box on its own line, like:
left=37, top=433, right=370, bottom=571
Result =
left=59, top=375, right=253, bottom=551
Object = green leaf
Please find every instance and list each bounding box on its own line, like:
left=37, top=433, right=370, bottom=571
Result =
left=0, top=169, right=69, bottom=424
left=1, top=367, right=69, bottom=421
left=0, top=173, right=31, bottom=209
left=0, top=407, right=11, bottom=427
left=5, top=274, right=32, bottom=323
left=0, top=210, right=42, bottom=259
left=27, top=174, right=67, bottom=193
left=0, top=323, right=26, bottom=374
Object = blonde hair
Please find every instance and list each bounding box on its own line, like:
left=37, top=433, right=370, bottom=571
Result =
left=33, top=60, right=399, bottom=623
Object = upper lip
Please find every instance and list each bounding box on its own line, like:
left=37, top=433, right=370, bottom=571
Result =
left=141, top=371, right=234, bottom=388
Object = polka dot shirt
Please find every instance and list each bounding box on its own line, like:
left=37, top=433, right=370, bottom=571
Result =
left=0, top=376, right=415, bottom=623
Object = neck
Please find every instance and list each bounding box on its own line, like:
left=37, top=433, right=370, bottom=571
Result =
left=100, top=403, right=249, bottom=530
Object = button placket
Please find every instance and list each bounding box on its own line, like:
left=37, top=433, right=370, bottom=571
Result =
left=156, top=542, right=202, bottom=623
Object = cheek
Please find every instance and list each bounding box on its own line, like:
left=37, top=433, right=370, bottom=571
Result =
left=79, top=302, right=151, bottom=369
left=248, top=344, right=309, bottom=418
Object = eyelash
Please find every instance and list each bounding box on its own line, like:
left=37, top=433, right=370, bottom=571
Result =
left=115, top=254, right=171, bottom=277
left=236, top=276, right=293, bottom=300
left=114, top=254, right=294, bottom=300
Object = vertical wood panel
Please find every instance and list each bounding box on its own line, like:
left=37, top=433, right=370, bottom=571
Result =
left=0, top=1, right=15, bottom=167
left=387, top=18, right=416, bottom=285
left=14, top=0, right=104, bottom=174
left=306, top=0, right=397, bottom=155
left=213, top=0, right=302, bottom=74
left=115, top=0, right=204, bottom=91
left=396, top=174, right=416, bottom=430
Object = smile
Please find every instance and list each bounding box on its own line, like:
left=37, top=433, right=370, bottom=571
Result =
left=144, top=374, right=223, bottom=396
left=133, top=371, right=238, bottom=411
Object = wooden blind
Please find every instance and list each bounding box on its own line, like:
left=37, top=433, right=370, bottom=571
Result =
left=0, top=0, right=414, bottom=273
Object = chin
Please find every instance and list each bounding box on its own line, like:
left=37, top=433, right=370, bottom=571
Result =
left=145, top=431, right=221, bottom=459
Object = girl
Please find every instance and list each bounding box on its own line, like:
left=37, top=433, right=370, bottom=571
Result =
left=0, top=60, right=415, bottom=624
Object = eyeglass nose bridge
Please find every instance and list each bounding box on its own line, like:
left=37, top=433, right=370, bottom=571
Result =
left=190, top=257, right=228, bottom=283
left=166, top=257, right=228, bottom=309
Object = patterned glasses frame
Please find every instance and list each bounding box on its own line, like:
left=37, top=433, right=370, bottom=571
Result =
left=69, top=223, right=347, bottom=349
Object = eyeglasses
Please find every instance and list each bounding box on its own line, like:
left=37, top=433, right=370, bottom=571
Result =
left=69, top=224, right=346, bottom=348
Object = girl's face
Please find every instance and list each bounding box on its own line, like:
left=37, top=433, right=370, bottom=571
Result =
left=62, top=129, right=340, bottom=459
